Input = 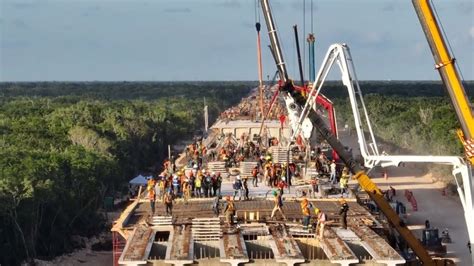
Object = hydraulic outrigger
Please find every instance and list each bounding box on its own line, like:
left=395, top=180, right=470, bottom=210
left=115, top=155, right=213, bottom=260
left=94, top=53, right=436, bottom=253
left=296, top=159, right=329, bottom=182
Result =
left=260, top=0, right=473, bottom=264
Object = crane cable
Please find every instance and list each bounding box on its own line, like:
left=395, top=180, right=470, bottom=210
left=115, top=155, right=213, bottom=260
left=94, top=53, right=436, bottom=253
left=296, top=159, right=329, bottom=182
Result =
left=303, top=0, right=316, bottom=83
left=430, top=0, right=469, bottom=92
left=255, top=0, right=264, bottom=118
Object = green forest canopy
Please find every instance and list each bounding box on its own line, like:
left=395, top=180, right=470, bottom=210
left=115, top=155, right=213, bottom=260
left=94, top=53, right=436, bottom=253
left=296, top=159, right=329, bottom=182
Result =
left=0, top=82, right=251, bottom=265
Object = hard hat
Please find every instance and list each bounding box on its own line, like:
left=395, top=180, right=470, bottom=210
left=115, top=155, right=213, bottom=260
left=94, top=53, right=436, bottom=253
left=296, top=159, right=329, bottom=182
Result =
left=282, top=176, right=286, bottom=181
left=193, top=164, right=198, bottom=169
left=225, top=196, right=231, bottom=201
left=314, top=208, right=320, bottom=214
left=265, top=155, right=271, bottom=160
left=339, top=198, right=347, bottom=204
left=173, top=175, right=178, bottom=179
left=272, top=190, right=277, bottom=196
left=236, top=175, right=241, bottom=180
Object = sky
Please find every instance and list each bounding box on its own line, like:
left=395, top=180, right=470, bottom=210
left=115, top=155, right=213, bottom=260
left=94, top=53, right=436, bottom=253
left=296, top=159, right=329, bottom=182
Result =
left=0, top=0, right=473, bottom=81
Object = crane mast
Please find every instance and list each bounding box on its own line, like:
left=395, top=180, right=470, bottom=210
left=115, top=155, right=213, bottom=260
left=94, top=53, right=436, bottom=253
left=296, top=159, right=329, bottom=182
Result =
left=260, top=0, right=288, bottom=83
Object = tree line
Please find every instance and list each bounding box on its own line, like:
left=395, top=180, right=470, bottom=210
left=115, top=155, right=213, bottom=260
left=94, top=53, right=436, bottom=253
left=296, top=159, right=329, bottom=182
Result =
left=0, top=82, right=251, bottom=265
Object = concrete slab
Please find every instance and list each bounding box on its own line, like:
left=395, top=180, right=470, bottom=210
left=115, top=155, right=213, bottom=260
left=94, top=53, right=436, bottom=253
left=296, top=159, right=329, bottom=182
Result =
left=165, top=225, right=194, bottom=266
left=220, top=227, right=249, bottom=266
left=118, top=225, right=154, bottom=265
left=268, top=224, right=305, bottom=266
left=319, top=227, right=359, bottom=266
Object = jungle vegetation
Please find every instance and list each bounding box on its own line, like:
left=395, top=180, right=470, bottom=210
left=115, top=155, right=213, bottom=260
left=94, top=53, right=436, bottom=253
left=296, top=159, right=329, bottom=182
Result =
left=0, top=81, right=251, bottom=265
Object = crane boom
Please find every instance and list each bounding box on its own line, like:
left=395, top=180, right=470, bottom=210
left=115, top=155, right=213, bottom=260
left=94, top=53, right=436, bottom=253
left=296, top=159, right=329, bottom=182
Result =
left=412, top=0, right=474, bottom=165
left=412, top=1, right=474, bottom=264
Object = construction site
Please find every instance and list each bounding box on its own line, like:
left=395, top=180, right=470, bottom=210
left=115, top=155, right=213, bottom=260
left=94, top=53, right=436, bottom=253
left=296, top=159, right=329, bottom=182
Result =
left=111, top=1, right=474, bottom=266
left=112, top=99, right=408, bottom=266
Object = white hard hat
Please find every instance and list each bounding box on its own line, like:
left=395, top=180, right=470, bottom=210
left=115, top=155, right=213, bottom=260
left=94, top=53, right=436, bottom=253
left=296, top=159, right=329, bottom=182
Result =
left=236, top=175, right=241, bottom=180
left=211, top=172, right=216, bottom=176
left=282, top=176, right=286, bottom=181
left=193, top=164, right=198, bottom=169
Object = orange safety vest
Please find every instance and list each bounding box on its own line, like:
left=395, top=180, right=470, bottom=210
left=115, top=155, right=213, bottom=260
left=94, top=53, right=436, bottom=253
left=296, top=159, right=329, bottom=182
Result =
left=301, top=198, right=310, bottom=216
left=148, top=190, right=155, bottom=200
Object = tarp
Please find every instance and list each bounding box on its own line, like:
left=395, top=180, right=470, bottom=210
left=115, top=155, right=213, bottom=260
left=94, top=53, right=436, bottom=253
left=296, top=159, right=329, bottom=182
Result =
left=129, top=174, right=149, bottom=186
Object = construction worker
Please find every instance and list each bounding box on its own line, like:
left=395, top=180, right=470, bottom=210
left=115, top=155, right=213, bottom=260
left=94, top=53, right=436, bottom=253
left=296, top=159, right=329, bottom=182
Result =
left=211, top=172, right=219, bottom=197
left=164, top=190, right=174, bottom=216
left=270, top=190, right=286, bottom=220
left=315, top=208, right=327, bottom=238
left=264, top=162, right=271, bottom=187
left=251, top=166, right=259, bottom=187
left=172, top=175, right=180, bottom=197
left=339, top=199, right=349, bottom=229
left=149, top=188, right=156, bottom=215
left=300, top=192, right=311, bottom=230
left=340, top=168, right=350, bottom=195
left=182, top=180, right=191, bottom=204
left=277, top=177, right=288, bottom=196
left=233, top=175, right=243, bottom=201
left=212, top=195, right=220, bottom=217
left=223, top=196, right=235, bottom=225
left=155, top=178, right=163, bottom=200
left=242, top=177, right=250, bottom=201
left=194, top=173, right=202, bottom=198
left=202, top=172, right=211, bottom=197
left=340, top=175, right=348, bottom=195
left=147, top=176, right=156, bottom=192
left=216, top=172, right=223, bottom=196
left=329, top=160, right=337, bottom=184
left=310, top=177, right=319, bottom=198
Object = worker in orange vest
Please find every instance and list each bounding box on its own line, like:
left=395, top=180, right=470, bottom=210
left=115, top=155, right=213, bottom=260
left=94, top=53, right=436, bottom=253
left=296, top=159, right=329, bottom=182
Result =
left=300, top=191, right=312, bottom=230
left=224, top=196, right=235, bottom=225
left=149, top=189, right=156, bottom=215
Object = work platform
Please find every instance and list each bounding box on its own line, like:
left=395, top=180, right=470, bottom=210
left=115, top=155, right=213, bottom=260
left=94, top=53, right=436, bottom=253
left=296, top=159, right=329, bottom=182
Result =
left=113, top=198, right=406, bottom=265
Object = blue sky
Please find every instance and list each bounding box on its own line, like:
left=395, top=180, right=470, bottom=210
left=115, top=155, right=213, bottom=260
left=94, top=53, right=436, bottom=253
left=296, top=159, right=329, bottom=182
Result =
left=1, top=0, right=473, bottom=81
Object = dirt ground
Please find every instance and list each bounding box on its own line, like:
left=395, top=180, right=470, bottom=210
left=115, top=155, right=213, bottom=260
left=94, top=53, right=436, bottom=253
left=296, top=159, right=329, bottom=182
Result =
left=365, top=166, right=471, bottom=266
left=338, top=128, right=471, bottom=265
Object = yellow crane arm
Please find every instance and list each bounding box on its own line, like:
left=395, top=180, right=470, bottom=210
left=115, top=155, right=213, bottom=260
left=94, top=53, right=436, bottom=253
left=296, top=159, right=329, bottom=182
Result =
left=412, top=0, right=474, bottom=164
